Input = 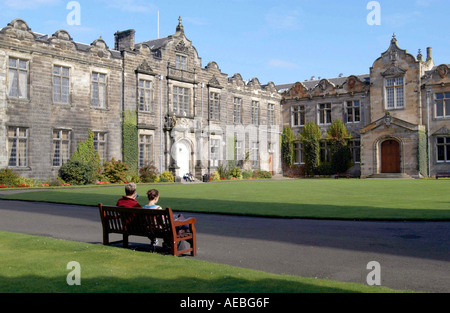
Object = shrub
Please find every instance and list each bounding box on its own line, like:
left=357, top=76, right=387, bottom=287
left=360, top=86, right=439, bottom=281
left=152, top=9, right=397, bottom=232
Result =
left=139, top=163, right=160, bottom=183
left=71, top=130, right=101, bottom=181
left=211, top=171, right=221, bottom=181
left=252, top=169, right=272, bottom=179
left=242, top=169, right=253, bottom=179
left=159, top=171, right=174, bottom=183
left=281, top=126, right=296, bottom=167
left=101, top=158, right=129, bottom=184
left=59, top=159, right=96, bottom=185
left=300, top=122, right=322, bottom=176
left=0, top=168, right=22, bottom=186
left=230, top=167, right=242, bottom=179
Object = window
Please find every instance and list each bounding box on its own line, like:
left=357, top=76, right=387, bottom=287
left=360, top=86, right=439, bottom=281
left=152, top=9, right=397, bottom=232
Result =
left=53, top=66, right=70, bottom=104
left=435, top=93, right=450, bottom=118
left=437, top=136, right=450, bottom=163
left=138, top=79, right=152, bottom=112
left=8, top=57, right=28, bottom=99
left=176, top=55, right=187, bottom=70
left=318, top=103, right=332, bottom=125
left=350, top=139, right=361, bottom=164
left=210, top=139, right=220, bottom=167
left=93, top=132, right=107, bottom=164
left=173, top=86, right=189, bottom=116
left=385, top=77, right=404, bottom=109
left=346, top=100, right=360, bottom=123
left=294, top=141, right=304, bottom=164
left=139, top=134, right=153, bottom=167
left=251, top=142, right=259, bottom=167
left=209, top=92, right=220, bottom=120
left=92, top=72, right=107, bottom=108
left=292, top=105, right=305, bottom=126
left=235, top=140, right=243, bottom=166
left=252, top=101, right=259, bottom=125
left=320, top=141, right=331, bottom=163
left=52, top=130, right=71, bottom=167
left=268, top=104, right=275, bottom=125
left=7, top=127, right=28, bottom=167
left=233, top=97, right=242, bottom=123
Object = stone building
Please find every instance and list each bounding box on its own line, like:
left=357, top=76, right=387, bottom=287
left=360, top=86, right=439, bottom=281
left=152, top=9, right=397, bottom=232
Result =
left=0, top=18, right=282, bottom=181
left=279, top=35, right=449, bottom=178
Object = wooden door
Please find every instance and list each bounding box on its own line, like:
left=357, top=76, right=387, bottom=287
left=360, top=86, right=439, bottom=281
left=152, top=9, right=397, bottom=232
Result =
left=381, top=140, right=400, bottom=173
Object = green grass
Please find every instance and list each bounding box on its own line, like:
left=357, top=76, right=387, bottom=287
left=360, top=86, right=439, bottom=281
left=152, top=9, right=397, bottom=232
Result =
left=0, top=231, right=406, bottom=293
left=2, top=179, right=449, bottom=220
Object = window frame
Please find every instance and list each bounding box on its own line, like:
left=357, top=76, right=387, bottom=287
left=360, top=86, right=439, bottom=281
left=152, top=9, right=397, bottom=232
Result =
left=318, top=103, right=332, bottom=125
left=385, top=77, right=405, bottom=109
left=436, top=136, right=450, bottom=163
left=172, top=86, right=190, bottom=116
left=233, top=97, right=242, bottom=124
left=53, top=65, right=70, bottom=104
left=251, top=101, right=259, bottom=125
left=91, top=72, right=107, bottom=109
left=209, top=91, right=220, bottom=120
left=7, top=126, right=28, bottom=168
left=435, top=92, right=450, bottom=119
left=346, top=100, right=361, bottom=123
left=52, top=129, right=71, bottom=167
left=138, top=79, right=153, bottom=112
left=139, top=134, right=153, bottom=167
left=292, top=105, right=305, bottom=127
left=8, top=57, right=29, bottom=99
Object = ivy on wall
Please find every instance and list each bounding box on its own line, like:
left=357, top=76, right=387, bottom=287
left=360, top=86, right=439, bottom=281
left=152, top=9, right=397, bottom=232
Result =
left=417, top=129, right=428, bottom=177
left=123, top=110, right=139, bottom=176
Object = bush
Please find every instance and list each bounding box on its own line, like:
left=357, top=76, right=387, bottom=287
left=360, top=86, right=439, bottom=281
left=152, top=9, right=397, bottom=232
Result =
left=211, top=171, right=221, bottom=181
left=230, top=167, right=242, bottom=179
left=0, top=168, right=22, bottom=186
left=252, top=169, right=272, bottom=179
left=139, top=164, right=160, bottom=183
left=159, top=171, right=174, bottom=183
left=59, top=159, right=96, bottom=185
left=242, top=169, right=253, bottom=179
left=101, top=158, right=129, bottom=184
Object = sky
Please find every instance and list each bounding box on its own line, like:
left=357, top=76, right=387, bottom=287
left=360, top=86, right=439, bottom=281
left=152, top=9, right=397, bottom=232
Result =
left=0, top=0, right=449, bottom=86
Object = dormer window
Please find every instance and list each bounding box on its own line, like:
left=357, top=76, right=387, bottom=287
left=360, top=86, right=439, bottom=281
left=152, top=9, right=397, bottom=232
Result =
left=176, top=55, right=187, bottom=70
left=385, top=77, right=404, bottom=109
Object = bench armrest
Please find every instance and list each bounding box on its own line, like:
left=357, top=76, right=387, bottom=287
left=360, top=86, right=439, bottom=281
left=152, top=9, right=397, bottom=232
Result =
left=174, top=218, right=196, bottom=227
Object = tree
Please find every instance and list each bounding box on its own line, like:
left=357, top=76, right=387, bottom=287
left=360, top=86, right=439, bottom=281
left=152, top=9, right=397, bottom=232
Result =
left=281, top=127, right=296, bottom=168
left=300, top=122, right=322, bottom=176
left=326, top=120, right=352, bottom=174
left=59, top=130, right=101, bottom=185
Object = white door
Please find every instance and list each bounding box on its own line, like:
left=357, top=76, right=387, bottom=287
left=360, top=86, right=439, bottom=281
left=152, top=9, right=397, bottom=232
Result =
left=176, top=141, right=190, bottom=176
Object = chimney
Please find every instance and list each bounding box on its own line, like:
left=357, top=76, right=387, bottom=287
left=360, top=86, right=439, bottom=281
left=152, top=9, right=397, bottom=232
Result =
left=426, top=47, right=433, bottom=61
left=114, top=29, right=135, bottom=51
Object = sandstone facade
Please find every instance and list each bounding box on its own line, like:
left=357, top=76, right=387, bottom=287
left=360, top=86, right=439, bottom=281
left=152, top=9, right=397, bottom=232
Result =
left=0, top=18, right=282, bottom=181
left=279, top=35, right=449, bottom=178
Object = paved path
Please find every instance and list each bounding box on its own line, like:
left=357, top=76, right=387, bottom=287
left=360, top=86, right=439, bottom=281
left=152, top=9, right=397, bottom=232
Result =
left=0, top=199, right=448, bottom=293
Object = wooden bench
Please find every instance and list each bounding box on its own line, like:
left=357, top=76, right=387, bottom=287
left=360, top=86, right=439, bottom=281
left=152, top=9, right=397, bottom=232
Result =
left=436, top=172, right=450, bottom=179
left=98, top=204, right=197, bottom=257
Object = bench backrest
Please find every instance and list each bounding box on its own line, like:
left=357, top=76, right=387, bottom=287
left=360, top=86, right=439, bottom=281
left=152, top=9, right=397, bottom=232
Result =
left=98, top=204, right=177, bottom=239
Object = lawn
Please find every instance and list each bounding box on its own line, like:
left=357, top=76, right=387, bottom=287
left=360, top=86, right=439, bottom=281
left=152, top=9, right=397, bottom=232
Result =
left=2, top=179, right=449, bottom=220
left=0, top=231, right=406, bottom=293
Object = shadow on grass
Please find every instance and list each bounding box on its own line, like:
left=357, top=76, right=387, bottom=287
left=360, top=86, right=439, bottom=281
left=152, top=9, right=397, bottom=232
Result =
left=0, top=274, right=401, bottom=293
